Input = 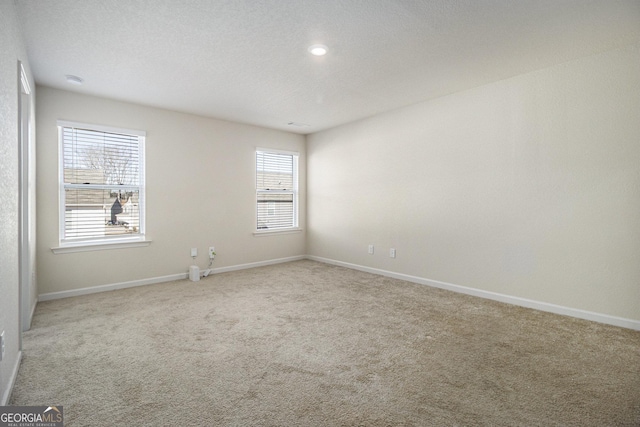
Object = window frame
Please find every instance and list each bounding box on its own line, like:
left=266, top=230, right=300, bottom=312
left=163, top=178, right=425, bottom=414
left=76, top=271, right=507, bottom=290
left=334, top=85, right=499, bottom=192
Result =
left=54, top=120, right=149, bottom=252
left=254, top=148, right=300, bottom=235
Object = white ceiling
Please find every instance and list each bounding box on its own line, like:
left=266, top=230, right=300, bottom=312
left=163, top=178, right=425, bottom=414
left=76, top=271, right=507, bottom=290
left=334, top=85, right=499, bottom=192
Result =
left=16, top=0, right=640, bottom=134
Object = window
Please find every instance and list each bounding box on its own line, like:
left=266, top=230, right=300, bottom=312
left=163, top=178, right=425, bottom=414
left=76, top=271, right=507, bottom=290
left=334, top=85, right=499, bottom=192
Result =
left=256, top=149, right=299, bottom=231
left=57, top=121, right=146, bottom=246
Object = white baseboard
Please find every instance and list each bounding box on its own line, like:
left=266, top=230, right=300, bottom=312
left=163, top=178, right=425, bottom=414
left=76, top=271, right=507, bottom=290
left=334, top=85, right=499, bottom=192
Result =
left=37, top=255, right=307, bottom=302
left=307, top=255, right=640, bottom=331
left=1, top=350, right=22, bottom=406
left=38, top=273, right=188, bottom=302
left=210, top=255, right=306, bottom=275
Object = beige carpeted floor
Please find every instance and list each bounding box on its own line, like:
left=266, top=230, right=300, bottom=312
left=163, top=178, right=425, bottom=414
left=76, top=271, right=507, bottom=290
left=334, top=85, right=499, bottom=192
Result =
left=10, top=260, right=640, bottom=426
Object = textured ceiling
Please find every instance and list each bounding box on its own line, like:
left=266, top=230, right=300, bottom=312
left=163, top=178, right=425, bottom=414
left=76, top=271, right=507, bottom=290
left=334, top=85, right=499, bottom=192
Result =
left=16, top=0, right=640, bottom=134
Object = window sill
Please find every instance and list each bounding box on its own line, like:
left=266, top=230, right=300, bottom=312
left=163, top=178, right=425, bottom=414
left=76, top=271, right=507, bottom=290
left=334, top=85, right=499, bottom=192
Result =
left=253, top=228, right=303, bottom=237
left=52, top=239, right=152, bottom=254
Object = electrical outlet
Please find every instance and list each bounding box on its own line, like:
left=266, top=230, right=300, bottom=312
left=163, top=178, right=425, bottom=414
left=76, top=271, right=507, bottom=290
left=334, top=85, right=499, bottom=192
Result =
left=368, top=245, right=374, bottom=255
left=191, top=248, right=197, bottom=257
left=0, top=331, right=5, bottom=362
left=209, top=246, right=216, bottom=259
left=390, top=248, right=396, bottom=258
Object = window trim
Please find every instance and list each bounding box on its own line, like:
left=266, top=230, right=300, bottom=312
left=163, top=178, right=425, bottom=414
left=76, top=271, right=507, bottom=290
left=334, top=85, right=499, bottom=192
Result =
left=252, top=228, right=302, bottom=237
left=55, top=120, right=148, bottom=251
left=51, top=239, right=151, bottom=254
left=255, top=148, right=299, bottom=234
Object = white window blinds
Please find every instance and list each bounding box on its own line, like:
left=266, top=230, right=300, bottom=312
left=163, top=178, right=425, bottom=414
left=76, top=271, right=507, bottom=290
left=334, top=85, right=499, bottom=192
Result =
left=256, top=150, right=298, bottom=230
left=58, top=121, right=145, bottom=243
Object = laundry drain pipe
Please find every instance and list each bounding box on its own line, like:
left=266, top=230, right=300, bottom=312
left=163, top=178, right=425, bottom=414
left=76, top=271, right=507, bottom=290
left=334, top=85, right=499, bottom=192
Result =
left=189, top=265, right=200, bottom=282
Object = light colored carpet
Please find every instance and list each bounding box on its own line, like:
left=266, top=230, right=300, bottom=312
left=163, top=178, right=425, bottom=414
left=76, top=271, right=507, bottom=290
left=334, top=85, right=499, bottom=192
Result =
left=10, top=260, right=640, bottom=426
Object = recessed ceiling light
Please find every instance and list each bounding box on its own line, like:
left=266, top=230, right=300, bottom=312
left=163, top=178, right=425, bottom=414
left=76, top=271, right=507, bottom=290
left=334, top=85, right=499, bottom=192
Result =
left=65, top=75, right=84, bottom=85
left=308, top=44, right=328, bottom=56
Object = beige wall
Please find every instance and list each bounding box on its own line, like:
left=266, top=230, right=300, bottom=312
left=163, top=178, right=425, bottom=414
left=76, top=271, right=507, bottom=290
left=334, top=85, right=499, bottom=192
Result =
left=36, top=87, right=306, bottom=294
left=307, top=42, right=640, bottom=321
left=0, top=0, right=36, bottom=404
